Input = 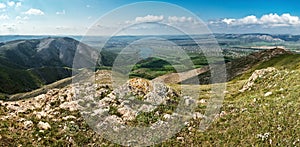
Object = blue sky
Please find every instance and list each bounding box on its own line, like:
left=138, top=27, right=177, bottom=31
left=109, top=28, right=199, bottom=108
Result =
left=1, top=0, right=300, bottom=35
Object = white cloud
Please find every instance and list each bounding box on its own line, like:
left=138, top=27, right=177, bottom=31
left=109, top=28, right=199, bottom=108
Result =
left=261, top=13, right=300, bottom=26
left=0, top=3, right=6, bottom=9
left=239, top=15, right=258, bottom=24
left=221, top=18, right=236, bottom=25
left=126, top=15, right=200, bottom=25
left=16, top=16, right=28, bottom=20
left=168, top=16, right=193, bottom=23
left=56, top=10, right=65, bottom=15
left=15, top=16, right=21, bottom=20
left=0, top=14, right=9, bottom=20
left=23, top=16, right=29, bottom=20
left=216, top=13, right=300, bottom=27
left=86, top=5, right=91, bottom=8
left=135, top=15, right=164, bottom=23
left=24, top=8, right=44, bottom=15
left=15, top=2, right=21, bottom=8
left=7, top=1, right=15, bottom=7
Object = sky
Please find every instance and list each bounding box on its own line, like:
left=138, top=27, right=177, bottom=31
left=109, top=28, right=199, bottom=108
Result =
left=1, top=0, right=300, bottom=35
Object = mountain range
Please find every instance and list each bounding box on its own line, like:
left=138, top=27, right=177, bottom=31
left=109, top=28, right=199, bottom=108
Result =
left=0, top=37, right=98, bottom=95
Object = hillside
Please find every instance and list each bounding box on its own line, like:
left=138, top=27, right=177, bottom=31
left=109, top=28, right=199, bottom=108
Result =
left=0, top=37, right=97, bottom=95
left=0, top=48, right=299, bottom=146
left=181, top=48, right=292, bottom=84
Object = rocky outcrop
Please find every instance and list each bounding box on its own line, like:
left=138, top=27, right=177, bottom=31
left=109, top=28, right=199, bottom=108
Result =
left=239, top=67, right=278, bottom=92
left=0, top=70, right=200, bottom=129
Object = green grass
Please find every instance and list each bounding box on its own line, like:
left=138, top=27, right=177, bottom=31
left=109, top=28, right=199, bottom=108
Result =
left=233, top=54, right=300, bottom=82
left=1, top=51, right=300, bottom=146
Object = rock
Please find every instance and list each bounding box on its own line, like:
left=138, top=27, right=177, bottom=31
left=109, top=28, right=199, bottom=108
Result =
left=23, top=121, right=33, bottom=129
left=240, top=67, right=277, bottom=92
left=199, top=99, right=207, bottom=104
left=184, top=96, right=196, bottom=106
left=37, top=121, right=51, bottom=130
left=34, top=111, right=47, bottom=119
left=176, top=137, right=184, bottom=141
left=18, top=118, right=26, bottom=122
left=104, top=115, right=124, bottom=125
left=59, top=101, right=79, bottom=111
left=193, top=112, right=205, bottom=119
left=127, top=78, right=153, bottom=97
left=138, top=104, right=156, bottom=112
left=118, top=107, right=137, bottom=121
left=62, top=115, right=77, bottom=120
left=163, top=114, right=172, bottom=119
left=264, top=92, right=272, bottom=97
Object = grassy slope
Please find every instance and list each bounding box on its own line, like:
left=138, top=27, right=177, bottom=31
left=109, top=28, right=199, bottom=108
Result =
left=163, top=53, right=300, bottom=146
left=1, top=54, right=299, bottom=146
left=0, top=65, right=73, bottom=95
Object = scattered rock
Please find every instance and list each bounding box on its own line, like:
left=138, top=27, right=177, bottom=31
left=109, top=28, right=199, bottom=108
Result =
left=34, top=111, right=47, bottom=119
left=177, top=137, right=184, bottom=141
left=163, top=114, right=172, bottom=119
left=264, top=92, right=273, bottom=97
left=193, top=112, right=205, bottom=119
left=59, top=101, right=79, bottom=111
left=37, top=121, right=51, bottom=130
left=198, top=99, right=207, bottom=104
left=23, top=120, right=33, bottom=129
left=62, top=115, right=77, bottom=120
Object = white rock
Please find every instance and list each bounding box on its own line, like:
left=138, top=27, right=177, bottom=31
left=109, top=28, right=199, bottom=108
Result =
left=62, top=115, right=77, bottom=120
left=163, top=114, right=172, bottom=119
left=199, top=99, right=207, bottom=104
left=184, top=98, right=195, bottom=106
left=37, top=121, right=51, bottom=130
left=34, top=111, right=47, bottom=119
left=264, top=92, right=272, bottom=97
left=177, top=137, right=184, bottom=141
left=59, top=101, right=79, bottom=111
left=18, top=118, right=26, bottom=122
left=23, top=121, right=33, bottom=129
left=193, top=112, right=205, bottom=119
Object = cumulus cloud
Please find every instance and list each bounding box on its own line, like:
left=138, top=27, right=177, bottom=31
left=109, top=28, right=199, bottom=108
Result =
left=24, top=8, right=44, bottom=15
left=0, top=14, right=9, bottom=20
left=16, top=16, right=28, bottom=20
left=168, top=16, right=193, bottom=23
left=221, top=18, right=236, bottom=25
left=135, top=15, right=164, bottom=23
left=7, top=1, right=15, bottom=7
left=126, top=15, right=200, bottom=26
left=214, top=13, right=300, bottom=27
left=0, top=3, right=6, bottom=9
left=56, top=10, right=65, bottom=15
left=15, top=2, right=21, bottom=8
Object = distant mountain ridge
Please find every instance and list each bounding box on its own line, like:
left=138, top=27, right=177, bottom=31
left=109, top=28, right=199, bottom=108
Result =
left=156, top=48, right=292, bottom=85
left=0, top=37, right=96, bottom=95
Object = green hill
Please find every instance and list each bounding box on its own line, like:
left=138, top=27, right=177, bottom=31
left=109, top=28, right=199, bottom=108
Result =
left=0, top=37, right=96, bottom=95
left=0, top=48, right=299, bottom=146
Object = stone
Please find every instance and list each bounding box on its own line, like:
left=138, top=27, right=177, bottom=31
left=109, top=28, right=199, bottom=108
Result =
left=240, top=67, right=277, bottom=92
left=264, top=92, right=272, bottom=97
left=37, top=121, right=51, bottom=130
left=62, top=115, right=77, bottom=120
left=59, top=101, right=79, bottom=111
left=23, top=121, right=33, bottom=129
